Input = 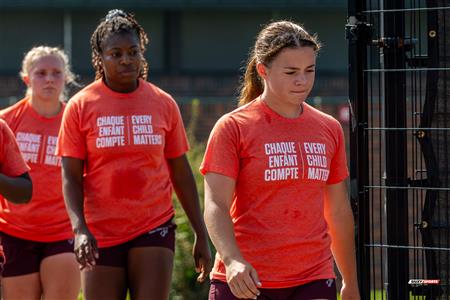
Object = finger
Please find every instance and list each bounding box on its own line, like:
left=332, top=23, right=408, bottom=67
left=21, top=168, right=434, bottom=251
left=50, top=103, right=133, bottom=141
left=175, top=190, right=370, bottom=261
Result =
left=249, top=268, right=262, bottom=287
left=235, top=279, right=257, bottom=299
left=196, top=264, right=209, bottom=283
left=229, top=281, right=247, bottom=299
left=84, top=245, right=96, bottom=267
left=77, top=250, right=87, bottom=270
left=242, top=275, right=260, bottom=297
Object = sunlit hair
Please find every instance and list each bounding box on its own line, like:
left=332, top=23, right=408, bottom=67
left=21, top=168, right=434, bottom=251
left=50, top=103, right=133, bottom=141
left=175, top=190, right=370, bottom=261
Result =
left=20, top=46, right=77, bottom=99
left=238, top=20, right=321, bottom=106
left=90, top=9, right=149, bottom=80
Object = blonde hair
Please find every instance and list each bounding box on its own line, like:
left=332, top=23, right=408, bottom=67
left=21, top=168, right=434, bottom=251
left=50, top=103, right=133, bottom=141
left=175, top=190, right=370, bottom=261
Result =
left=238, top=20, right=321, bottom=106
left=20, top=46, right=77, bottom=99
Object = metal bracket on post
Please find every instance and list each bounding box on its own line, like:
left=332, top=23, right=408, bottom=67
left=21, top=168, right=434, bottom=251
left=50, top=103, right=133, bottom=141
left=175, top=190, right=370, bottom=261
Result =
left=346, top=16, right=374, bottom=44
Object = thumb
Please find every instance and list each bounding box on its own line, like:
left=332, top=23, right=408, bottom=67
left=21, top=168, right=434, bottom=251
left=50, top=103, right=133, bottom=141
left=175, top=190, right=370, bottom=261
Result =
left=249, top=267, right=261, bottom=287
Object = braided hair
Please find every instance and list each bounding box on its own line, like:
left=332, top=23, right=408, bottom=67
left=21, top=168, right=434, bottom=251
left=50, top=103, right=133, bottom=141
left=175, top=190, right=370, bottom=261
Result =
left=90, top=9, right=149, bottom=80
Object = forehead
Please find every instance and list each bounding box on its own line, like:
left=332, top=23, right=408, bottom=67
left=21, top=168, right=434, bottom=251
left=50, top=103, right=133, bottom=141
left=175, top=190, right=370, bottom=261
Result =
left=272, top=47, right=316, bottom=66
left=101, top=31, right=140, bottom=50
left=30, top=55, right=64, bottom=70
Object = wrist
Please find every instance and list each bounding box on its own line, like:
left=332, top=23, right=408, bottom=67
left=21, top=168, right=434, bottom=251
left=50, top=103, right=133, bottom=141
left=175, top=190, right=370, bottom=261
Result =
left=72, top=223, right=88, bottom=234
left=222, top=252, right=244, bottom=266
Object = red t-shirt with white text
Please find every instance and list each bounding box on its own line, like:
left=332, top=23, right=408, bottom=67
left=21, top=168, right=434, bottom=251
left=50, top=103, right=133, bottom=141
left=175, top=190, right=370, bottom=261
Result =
left=56, top=79, right=189, bottom=247
left=0, top=119, right=30, bottom=203
left=200, top=99, right=349, bottom=288
left=0, top=98, right=71, bottom=241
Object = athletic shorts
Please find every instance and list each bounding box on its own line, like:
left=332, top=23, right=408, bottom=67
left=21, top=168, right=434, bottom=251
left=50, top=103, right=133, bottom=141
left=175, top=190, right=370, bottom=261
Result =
left=0, top=232, right=75, bottom=277
left=96, top=218, right=176, bottom=268
left=209, top=278, right=337, bottom=300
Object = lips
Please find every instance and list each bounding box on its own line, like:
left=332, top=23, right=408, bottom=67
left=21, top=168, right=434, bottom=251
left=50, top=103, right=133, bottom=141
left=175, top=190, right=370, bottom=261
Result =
left=119, top=69, right=137, bottom=75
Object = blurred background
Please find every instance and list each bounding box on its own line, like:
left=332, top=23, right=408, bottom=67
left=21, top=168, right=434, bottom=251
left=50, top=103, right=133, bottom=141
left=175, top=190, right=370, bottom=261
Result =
left=0, top=1, right=350, bottom=299
left=0, top=0, right=350, bottom=139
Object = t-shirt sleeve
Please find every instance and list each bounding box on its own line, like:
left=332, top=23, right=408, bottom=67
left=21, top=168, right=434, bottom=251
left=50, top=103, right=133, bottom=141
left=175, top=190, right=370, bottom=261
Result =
left=200, top=115, right=240, bottom=179
left=0, top=120, right=29, bottom=176
left=164, top=99, right=189, bottom=159
left=56, top=99, right=86, bottom=159
left=326, top=122, right=349, bottom=184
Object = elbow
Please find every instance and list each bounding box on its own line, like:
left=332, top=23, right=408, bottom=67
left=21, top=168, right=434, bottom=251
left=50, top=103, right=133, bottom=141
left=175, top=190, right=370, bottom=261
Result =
left=12, top=179, right=33, bottom=204
left=21, top=181, right=33, bottom=203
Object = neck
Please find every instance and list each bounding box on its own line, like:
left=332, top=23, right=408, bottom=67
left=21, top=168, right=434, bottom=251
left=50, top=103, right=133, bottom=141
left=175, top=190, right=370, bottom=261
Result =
left=29, top=96, right=61, bottom=117
left=260, top=93, right=303, bottom=119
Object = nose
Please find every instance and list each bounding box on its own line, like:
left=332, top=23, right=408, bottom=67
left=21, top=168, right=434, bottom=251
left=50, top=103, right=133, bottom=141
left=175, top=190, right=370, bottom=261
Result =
left=45, top=74, right=54, bottom=83
left=120, top=53, right=132, bottom=65
left=295, top=73, right=307, bottom=85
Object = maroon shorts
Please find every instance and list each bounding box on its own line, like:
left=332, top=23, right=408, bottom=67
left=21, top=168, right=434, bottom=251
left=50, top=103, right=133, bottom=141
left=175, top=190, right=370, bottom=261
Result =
left=209, top=279, right=337, bottom=300
left=0, top=232, right=74, bottom=277
left=96, top=218, right=176, bottom=268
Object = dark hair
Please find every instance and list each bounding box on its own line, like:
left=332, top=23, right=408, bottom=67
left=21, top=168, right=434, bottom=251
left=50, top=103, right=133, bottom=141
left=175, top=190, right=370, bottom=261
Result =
left=90, top=9, right=149, bottom=80
left=238, top=20, right=321, bottom=106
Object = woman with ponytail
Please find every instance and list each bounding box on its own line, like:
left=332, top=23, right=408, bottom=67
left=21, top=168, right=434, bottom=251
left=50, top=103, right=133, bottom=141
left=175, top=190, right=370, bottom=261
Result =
left=201, top=20, right=360, bottom=300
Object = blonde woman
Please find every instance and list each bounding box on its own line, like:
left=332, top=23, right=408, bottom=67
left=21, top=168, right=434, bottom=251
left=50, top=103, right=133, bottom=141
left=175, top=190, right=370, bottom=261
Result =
left=0, top=46, right=80, bottom=300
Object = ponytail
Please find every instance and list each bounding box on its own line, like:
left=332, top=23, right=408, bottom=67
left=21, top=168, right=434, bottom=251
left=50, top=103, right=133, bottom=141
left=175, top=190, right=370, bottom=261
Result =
left=238, top=55, right=264, bottom=106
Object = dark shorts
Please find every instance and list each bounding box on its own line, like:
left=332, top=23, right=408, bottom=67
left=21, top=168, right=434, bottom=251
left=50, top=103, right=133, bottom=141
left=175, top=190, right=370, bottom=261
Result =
left=0, top=232, right=75, bottom=277
left=96, top=218, right=176, bottom=268
left=209, top=278, right=337, bottom=300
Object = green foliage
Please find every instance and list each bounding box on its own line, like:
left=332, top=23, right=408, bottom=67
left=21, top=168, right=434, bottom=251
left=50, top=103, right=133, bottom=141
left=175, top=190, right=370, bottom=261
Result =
left=171, top=98, right=213, bottom=299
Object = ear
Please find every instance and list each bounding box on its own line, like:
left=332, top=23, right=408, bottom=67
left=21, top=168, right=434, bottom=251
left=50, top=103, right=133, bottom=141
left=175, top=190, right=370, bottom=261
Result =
left=256, top=62, right=267, bottom=79
left=22, top=75, right=30, bottom=86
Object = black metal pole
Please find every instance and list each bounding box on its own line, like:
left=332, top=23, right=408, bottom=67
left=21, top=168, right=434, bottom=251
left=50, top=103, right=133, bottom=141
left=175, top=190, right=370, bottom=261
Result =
left=347, top=0, right=370, bottom=297
left=383, top=0, right=410, bottom=298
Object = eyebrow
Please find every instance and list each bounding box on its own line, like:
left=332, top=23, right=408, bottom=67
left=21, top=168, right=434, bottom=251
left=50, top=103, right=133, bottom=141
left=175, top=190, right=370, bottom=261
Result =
left=107, top=45, right=139, bottom=51
left=284, top=65, right=316, bottom=70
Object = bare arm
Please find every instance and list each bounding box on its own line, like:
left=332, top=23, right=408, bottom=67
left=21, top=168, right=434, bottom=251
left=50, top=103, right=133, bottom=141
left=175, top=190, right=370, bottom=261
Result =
left=204, top=172, right=260, bottom=299
left=62, top=157, right=97, bottom=269
left=167, top=154, right=212, bottom=282
left=324, top=181, right=360, bottom=300
left=0, top=172, right=32, bottom=204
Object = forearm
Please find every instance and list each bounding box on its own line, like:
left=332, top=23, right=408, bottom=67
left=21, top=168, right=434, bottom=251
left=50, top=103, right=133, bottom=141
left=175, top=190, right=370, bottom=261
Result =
left=63, top=179, right=87, bottom=232
left=205, top=202, right=242, bottom=264
left=173, top=175, right=208, bottom=238
left=169, top=155, right=209, bottom=239
left=327, top=204, right=358, bottom=284
left=0, top=172, right=32, bottom=204
left=62, top=157, right=88, bottom=233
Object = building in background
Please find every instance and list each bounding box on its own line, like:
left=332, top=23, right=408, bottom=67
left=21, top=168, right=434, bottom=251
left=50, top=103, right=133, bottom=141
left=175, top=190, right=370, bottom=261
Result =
left=0, top=0, right=348, bottom=139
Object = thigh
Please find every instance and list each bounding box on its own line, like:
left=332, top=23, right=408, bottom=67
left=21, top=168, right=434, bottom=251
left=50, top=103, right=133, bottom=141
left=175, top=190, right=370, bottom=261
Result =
left=127, top=247, right=174, bottom=300
left=40, top=252, right=80, bottom=300
left=2, top=273, right=41, bottom=300
left=292, top=279, right=337, bottom=300
left=82, top=266, right=127, bottom=300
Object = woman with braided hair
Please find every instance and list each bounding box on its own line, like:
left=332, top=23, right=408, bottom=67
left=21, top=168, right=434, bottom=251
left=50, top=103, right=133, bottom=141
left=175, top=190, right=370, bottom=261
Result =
left=201, top=20, right=360, bottom=300
left=57, top=9, right=212, bottom=299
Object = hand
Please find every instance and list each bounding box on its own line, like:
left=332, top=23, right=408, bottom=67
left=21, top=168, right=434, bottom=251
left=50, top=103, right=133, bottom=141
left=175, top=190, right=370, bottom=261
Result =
left=74, top=228, right=98, bottom=271
left=192, top=235, right=213, bottom=283
left=225, top=258, right=261, bottom=299
left=340, top=281, right=360, bottom=300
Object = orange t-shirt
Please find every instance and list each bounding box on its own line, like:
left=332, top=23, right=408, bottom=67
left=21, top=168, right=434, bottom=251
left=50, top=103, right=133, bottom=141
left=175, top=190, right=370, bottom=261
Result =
left=200, top=99, right=349, bottom=288
left=0, top=119, right=29, bottom=178
left=56, top=79, right=189, bottom=247
left=0, top=98, right=72, bottom=242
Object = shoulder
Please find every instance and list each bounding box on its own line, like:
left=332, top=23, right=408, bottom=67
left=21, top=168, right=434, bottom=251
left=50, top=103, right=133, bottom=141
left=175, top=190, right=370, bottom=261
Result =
left=68, top=80, right=103, bottom=105
left=0, top=98, right=29, bottom=121
left=304, top=103, right=343, bottom=130
left=0, top=118, right=13, bottom=136
left=142, top=80, right=178, bottom=106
